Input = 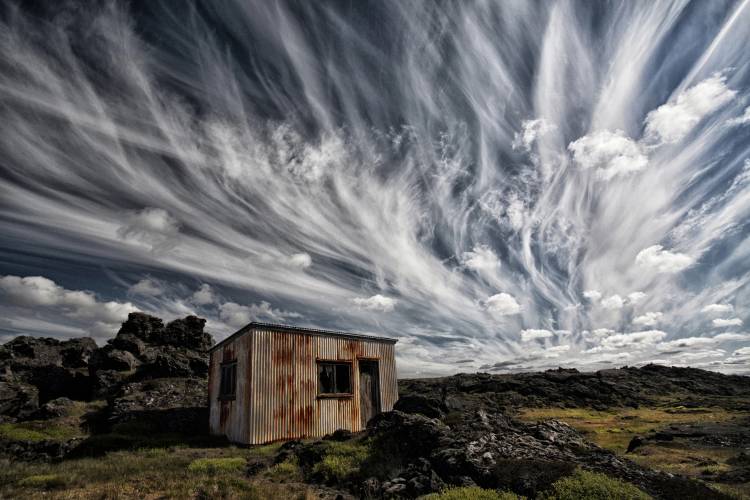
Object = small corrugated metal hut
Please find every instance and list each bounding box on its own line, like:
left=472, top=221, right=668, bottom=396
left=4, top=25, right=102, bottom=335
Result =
left=208, top=322, right=398, bottom=444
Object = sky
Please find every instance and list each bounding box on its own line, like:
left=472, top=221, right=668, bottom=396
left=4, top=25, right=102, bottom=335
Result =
left=1, top=0, right=750, bottom=377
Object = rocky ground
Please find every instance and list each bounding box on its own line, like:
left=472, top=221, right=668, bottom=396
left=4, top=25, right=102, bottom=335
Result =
left=0, top=314, right=748, bottom=499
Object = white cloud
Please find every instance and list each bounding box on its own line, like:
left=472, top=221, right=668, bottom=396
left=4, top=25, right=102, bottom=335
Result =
left=601, top=330, right=667, bottom=349
left=462, top=245, right=501, bottom=273
left=218, top=301, right=300, bottom=328
left=701, top=303, right=733, bottom=314
left=191, top=284, right=216, bottom=305
left=635, top=245, right=693, bottom=273
left=286, top=253, right=312, bottom=269
left=712, top=317, right=743, bottom=328
left=521, top=329, right=554, bottom=342
left=485, top=292, right=521, bottom=315
left=627, top=292, right=647, bottom=304
left=0, top=275, right=137, bottom=326
left=352, top=294, right=397, bottom=312
left=657, top=332, right=749, bottom=350
left=633, top=311, right=663, bottom=326
left=512, top=118, right=556, bottom=151
left=727, top=106, right=750, bottom=127
left=568, top=129, right=648, bottom=180
left=583, top=328, right=615, bottom=341
left=644, top=74, right=737, bottom=143
left=583, top=289, right=602, bottom=302
left=733, top=347, right=750, bottom=357
left=129, top=278, right=163, bottom=296
left=117, top=207, right=180, bottom=252
left=601, top=294, right=624, bottom=310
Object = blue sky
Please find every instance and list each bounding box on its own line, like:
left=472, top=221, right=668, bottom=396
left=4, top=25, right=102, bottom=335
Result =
left=1, top=0, right=749, bottom=376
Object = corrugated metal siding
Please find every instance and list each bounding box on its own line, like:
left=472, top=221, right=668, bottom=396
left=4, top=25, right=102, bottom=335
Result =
left=209, top=326, right=397, bottom=444
left=208, top=333, right=252, bottom=442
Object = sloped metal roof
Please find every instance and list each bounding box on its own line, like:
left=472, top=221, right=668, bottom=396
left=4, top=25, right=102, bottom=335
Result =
left=209, top=321, right=398, bottom=352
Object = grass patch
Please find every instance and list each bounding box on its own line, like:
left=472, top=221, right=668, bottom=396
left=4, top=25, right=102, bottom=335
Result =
left=422, top=486, right=523, bottom=500
left=539, top=469, right=651, bottom=500
left=518, top=406, right=743, bottom=453
left=0, top=421, right=83, bottom=442
left=312, top=441, right=370, bottom=483
left=17, top=473, right=66, bottom=489
left=268, top=457, right=303, bottom=482
left=188, top=457, right=246, bottom=474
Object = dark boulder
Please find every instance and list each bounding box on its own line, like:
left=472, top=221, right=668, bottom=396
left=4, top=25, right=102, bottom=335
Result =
left=115, top=313, right=165, bottom=345
left=394, top=395, right=447, bottom=419
left=107, top=377, right=208, bottom=434
left=0, top=381, right=38, bottom=422
left=29, top=397, right=75, bottom=420
left=89, top=347, right=139, bottom=372
left=163, top=316, right=212, bottom=352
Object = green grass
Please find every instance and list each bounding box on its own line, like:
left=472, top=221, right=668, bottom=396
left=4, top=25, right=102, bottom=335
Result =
left=188, top=457, right=246, bottom=474
left=17, top=474, right=66, bottom=489
left=421, top=486, right=523, bottom=500
left=267, top=457, right=303, bottom=482
left=311, top=441, right=370, bottom=483
left=0, top=421, right=83, bottom=442
left=0, top=445, right=317, bottom=499
left=539, top=469, right=651, bottom=500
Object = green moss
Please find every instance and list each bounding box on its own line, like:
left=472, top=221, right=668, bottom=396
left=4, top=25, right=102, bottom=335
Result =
left=312, top=441, right=370, bottom=483
left=0, top=422, right=81, bottom=442
left=268, top=457, right=302, bottom=482
left=187, top=457, right=246, bottom=474
left=17, top=474, right=66, bottom=489
left=421, top=486, right=522, bottom=500
left=540, top=470, right=651, bottom=500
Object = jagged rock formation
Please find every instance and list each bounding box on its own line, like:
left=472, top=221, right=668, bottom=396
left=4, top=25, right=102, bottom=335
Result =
left=0, top=312, right=213, bottom=424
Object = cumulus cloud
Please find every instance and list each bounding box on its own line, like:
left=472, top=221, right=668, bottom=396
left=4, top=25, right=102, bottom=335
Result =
left=701, top=303, right=733, bottom=314
left=727, top=106, right=750, bottom=127
left=600, top=294, right=624, bottom=310
left=352, top=294, right=397, bottom=312
left=128, top=279, right=163, bottom=296
left=485, top=293, right=521, bottom=315
left=521, top=329, right=554, bottom=342
left=644, top=74, right=737, bottom=143
left=285, top=253, right=312, bottom=269
left=599, top=330, right=667, bottom=349
left=583, top=290, right=602, bottom=302
left=0, top=275, right=137, bottom=327
left=635, top=245, right=693, bottom=273
left=568, top=129, right=648, bottom=180
left=462, top=245, right=501, bottom=273
left=583, top=328, right=615, bottom=341
left=117, top=208, right=180, bottom=252
left=633, top=311, right=663, bottom=326
left=512, top=118, right=556, bottom=151
left=191, top=284, right=216, bottom=305
left=712, top=317, right=743, bottom=328
left=218, top=301, right=300, bottom=328
left=627, top=292, right=647, bottom=304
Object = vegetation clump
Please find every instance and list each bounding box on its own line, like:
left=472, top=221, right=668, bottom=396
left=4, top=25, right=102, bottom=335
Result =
left=422, top=486, right=523, bottom=500
left=187, top=457, right=247, bottom=474
left=311, top=440, right=370, bottom=483
left=17, top=474, right=66, bottom=490
left=540, top=469, right=651, bottom=500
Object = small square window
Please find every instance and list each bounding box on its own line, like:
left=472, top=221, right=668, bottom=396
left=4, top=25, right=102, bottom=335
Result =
left=219, top=361, right=237, bottom=400
left=317, top=361, right=352, bottom=395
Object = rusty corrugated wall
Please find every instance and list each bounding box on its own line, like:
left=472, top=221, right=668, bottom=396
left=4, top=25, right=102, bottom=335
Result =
left=209, top=325, right=398, bottom=444
left=208, top=331, right=252, bottom=443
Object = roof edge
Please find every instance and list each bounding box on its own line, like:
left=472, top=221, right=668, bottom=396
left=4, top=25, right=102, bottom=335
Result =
left=209, top=321, right=398, bottom=352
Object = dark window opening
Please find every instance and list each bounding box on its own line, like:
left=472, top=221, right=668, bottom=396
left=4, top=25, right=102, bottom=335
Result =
left=219, top=361, right=237, bottom=400
left=318, top=361, right=352, bottom=395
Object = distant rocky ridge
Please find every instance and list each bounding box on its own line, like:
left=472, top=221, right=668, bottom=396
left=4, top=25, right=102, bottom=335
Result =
left=0, top=312, right=213, bottom=428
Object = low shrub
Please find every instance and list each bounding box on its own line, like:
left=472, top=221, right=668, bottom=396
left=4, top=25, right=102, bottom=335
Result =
left=188, top=457, right=246, bottom=474
left=17, top=474, right=66, bottom=489
left=540, top=469, right=651, bottom=500
left=311, top=441, right=369, bottom=483
left=422, top=486, right=522, bottom=500
left=268, top=457, right=302, bottom=482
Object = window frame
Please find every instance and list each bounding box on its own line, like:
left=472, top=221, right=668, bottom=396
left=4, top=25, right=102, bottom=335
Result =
left=218, top=360, right=237, bottom=401
left=316, top=359, right=353, bottom=398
